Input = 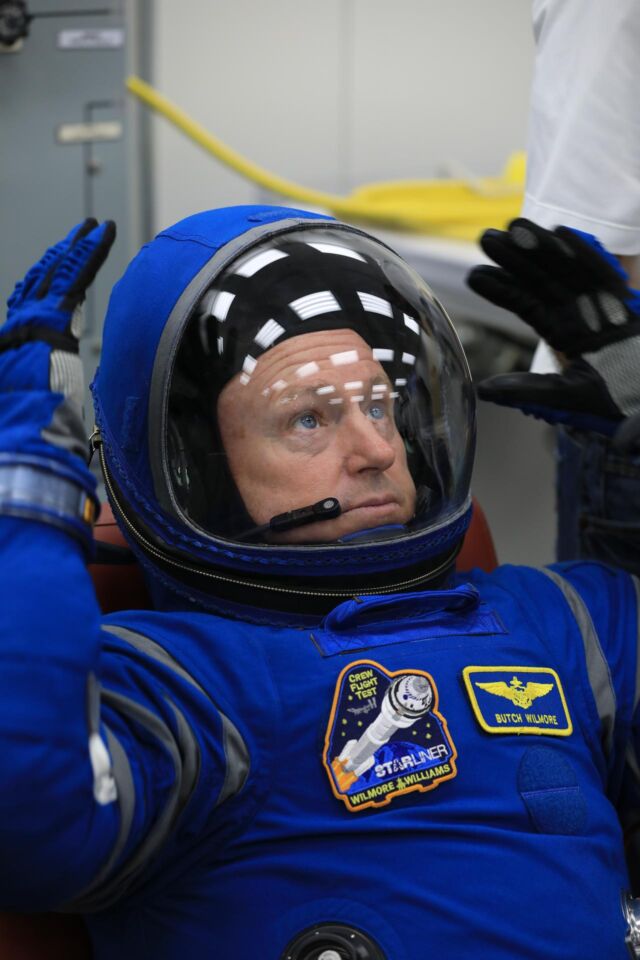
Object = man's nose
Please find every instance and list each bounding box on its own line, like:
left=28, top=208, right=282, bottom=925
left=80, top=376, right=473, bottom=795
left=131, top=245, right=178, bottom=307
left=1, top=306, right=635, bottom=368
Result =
left=343, top=410, right=396, bottom=473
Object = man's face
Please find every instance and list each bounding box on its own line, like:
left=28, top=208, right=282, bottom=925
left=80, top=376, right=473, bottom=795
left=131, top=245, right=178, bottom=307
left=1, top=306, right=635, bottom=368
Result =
left=217, top=329, right=417, bottom=543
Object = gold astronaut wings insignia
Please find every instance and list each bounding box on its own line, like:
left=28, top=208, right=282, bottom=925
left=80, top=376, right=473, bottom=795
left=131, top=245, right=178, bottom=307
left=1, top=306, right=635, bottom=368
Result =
left=462, top=666, right=573, bottom=736
left=475, top=676, right=554, bottom=709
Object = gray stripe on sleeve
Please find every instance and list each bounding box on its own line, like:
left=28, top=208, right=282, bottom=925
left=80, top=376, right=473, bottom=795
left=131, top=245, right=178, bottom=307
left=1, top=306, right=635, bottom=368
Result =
left=86, top=671, right=101, bottom=736
left=66, top=693, right=204, bottom=913
left=540, top=567, right=616, bottom=758
left=166, top=698, right=201, bottom=811
left=65, top=623, right=252, bottom=913
left=69, top=689, right=184, bottom=912
left=101, top=725, right=136, bottom=874
left=62, top=723, right=135, bottom=914
left=103, top=623, right=250, bottom=805
left=219, top=714, right=250, bottom=805
left=103, top=624, right=207, bottom=694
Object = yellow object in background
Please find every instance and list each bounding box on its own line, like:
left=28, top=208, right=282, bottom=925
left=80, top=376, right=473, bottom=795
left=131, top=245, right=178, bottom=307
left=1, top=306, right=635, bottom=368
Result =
left=127, top=75, right=524, bottom=241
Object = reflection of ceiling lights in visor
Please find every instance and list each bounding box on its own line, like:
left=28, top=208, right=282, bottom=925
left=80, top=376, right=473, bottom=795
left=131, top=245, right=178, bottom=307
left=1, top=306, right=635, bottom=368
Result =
left=335, top=673, right=433, bottom=782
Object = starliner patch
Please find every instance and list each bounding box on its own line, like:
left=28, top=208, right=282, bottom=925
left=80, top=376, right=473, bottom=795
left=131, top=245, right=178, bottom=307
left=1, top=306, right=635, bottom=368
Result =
left=323, top=659, right=457, bottom=813
left=463, top=665, right=573, bottom=736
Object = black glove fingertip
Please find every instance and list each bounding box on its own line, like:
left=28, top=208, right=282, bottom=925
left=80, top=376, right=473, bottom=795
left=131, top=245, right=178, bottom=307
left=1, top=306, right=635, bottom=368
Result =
left=466, top=263, right=504, bottom=290
left=100, top=220, right=117, bottom=251
left=71, top=218, right=99, bottom=247
left=35, top=219, right=99, bottom=301
left=478, top=228, right=508, bottom=258
left=59, top=219, right=117, bottom=312
left=476, top=373, right=524, bottom=401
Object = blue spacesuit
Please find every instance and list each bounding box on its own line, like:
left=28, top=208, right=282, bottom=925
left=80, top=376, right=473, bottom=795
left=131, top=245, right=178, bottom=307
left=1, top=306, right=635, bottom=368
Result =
left=1, top=207, right=640, bottom=959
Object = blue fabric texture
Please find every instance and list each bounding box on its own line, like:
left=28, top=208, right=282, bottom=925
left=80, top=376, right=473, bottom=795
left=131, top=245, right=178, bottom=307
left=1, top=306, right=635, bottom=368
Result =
left=518, top=745, right=588, bottom=835
left=314, top=584, right=507, bottom=655
left=0, top=560, right=633, bottom=958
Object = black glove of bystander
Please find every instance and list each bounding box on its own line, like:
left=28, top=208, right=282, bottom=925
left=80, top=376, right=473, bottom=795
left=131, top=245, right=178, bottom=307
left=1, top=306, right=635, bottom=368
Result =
left=467, top=217, right=640, bottom=437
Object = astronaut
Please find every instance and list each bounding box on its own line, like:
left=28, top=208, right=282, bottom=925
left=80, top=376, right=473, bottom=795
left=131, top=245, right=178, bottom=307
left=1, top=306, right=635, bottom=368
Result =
left=1, top=205, right=640, bottom=959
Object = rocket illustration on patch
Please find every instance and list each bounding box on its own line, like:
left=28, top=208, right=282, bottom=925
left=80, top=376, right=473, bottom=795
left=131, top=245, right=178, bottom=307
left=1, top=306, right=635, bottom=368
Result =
left=323, top=659, right=457, bottom=812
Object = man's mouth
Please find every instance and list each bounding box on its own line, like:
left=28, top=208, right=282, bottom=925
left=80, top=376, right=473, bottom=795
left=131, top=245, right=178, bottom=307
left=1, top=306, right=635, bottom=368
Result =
left=345, top=496, right=399, bottom=514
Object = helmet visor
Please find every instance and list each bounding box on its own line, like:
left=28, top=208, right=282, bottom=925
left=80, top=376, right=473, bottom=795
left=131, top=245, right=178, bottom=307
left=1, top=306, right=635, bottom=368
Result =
left=165, top=224, right=475, bottom=546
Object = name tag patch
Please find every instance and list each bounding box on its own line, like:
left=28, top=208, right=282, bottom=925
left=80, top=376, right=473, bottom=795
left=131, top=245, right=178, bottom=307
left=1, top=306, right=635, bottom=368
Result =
left=323, top=659, right=457, bottom=813
left=463, top=665, right=572, bottom=736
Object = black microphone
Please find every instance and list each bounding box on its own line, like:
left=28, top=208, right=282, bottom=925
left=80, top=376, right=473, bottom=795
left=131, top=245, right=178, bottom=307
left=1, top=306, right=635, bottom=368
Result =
left=236, top=497, right=341, bottom=541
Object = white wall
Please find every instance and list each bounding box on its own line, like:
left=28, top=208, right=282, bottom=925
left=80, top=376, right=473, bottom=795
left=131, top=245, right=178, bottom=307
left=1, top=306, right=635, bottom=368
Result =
left=150, top=1, right=535, bottom=231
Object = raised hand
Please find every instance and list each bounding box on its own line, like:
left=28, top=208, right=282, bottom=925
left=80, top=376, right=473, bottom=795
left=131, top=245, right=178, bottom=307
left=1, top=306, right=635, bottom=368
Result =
left=1, top=218, right=115, bottom=409
left=0, top=219, right=116, bottom=554
left=467, top=218, right=640, bottom=434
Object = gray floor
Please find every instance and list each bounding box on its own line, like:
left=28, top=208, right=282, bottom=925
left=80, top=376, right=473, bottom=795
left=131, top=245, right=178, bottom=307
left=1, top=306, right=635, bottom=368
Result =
left=471, top=402, right=557, bottom=568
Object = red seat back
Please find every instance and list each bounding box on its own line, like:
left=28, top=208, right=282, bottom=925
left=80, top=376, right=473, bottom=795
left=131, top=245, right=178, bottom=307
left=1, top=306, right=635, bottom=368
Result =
left=89, top=504, right=151, bottom=612
left=0, top=912, right=92, bottom=960
left=456, top=499, right=498, bottom=573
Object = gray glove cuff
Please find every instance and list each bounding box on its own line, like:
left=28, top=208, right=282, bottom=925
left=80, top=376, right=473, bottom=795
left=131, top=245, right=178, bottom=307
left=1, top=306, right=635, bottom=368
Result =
left=585, top=339, right=640, bottom=418
left=0, top=454, right=98, bottom=557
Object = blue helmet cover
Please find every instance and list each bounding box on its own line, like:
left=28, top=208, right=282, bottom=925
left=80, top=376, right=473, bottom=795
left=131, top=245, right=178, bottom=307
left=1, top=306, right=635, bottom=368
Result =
left=92, top=205, right=475, bottom=616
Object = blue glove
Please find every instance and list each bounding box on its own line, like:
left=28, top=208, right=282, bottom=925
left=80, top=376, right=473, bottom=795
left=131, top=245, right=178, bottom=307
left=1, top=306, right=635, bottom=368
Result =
left=0, top=218, right=116, bottom=554
left=466, top=218, right=640, bottom=435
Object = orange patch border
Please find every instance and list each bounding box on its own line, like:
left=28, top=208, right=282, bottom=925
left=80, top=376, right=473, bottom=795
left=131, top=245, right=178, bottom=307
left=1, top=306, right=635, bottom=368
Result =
left=322, top=658, right=458, bottom=813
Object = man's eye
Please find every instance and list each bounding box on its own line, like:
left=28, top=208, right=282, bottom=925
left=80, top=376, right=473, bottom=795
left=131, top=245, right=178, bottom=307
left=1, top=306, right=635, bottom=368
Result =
left=367, top=403, right=386, bottom=421
left=296, top=412, right=319, bottom=430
